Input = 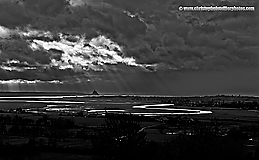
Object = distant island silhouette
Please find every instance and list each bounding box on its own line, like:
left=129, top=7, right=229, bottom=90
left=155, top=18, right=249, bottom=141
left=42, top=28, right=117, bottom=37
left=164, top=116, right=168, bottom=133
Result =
left=92, top=90, right=99, bottom=95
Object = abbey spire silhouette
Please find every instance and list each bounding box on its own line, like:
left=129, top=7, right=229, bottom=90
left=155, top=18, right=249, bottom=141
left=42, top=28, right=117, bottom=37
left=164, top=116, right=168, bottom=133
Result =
left=91, top=89, right=99, bottom=95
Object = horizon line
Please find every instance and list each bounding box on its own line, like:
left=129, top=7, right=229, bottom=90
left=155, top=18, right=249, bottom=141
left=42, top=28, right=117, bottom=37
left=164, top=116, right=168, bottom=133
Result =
left=0, top=91, right=258, bottom=98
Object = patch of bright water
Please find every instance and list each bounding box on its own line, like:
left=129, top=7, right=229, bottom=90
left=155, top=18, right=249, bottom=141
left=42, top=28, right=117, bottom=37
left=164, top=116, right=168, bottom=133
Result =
left=131, top=104, right=212, bottom=115
left=25, top=103, right=212, bottom=115
left=0, top=96, right=212, bottom=116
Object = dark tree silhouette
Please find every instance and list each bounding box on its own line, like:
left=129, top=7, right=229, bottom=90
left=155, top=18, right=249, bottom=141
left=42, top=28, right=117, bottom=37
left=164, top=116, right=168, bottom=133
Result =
left=91, top=114, right=146, bottom=160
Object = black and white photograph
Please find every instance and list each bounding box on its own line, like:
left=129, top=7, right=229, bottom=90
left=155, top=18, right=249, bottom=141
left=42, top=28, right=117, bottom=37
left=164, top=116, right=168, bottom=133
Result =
left=0, top=0, right=258, bottom=159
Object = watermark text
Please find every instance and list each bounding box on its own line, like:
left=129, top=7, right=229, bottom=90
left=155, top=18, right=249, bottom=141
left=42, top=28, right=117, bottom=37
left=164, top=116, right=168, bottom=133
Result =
left=178, top=6, right=255, bottom=12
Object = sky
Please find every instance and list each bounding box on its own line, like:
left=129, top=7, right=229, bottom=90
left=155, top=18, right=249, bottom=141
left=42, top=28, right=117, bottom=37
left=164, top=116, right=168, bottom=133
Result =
left=0, top=0, right=258, bottom=96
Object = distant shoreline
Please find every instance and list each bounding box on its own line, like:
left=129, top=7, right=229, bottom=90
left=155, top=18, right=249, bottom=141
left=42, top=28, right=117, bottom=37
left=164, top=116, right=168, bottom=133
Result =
left=0, top=91, right=87, bottom=96
left=0, top=91, right=258, bottom=99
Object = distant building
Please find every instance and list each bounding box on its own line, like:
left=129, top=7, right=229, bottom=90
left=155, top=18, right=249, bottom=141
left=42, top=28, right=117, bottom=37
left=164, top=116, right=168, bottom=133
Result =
left=92, top=90, right=99, bottom=95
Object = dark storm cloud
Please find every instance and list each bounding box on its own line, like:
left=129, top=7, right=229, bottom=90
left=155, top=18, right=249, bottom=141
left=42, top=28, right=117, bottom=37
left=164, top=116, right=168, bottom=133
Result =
left=0, top=0, right=258, bottom=96
left=0, top=0, right=32, bottom=28
left=125, top=9, right=258, bottom=70
left=0, top=39, right=50, bottom=65
left=218, top=17, right=257, bottom=31
left=125, top=27, right=258, bottom=71
left=0, top=0, right=68, bottom=28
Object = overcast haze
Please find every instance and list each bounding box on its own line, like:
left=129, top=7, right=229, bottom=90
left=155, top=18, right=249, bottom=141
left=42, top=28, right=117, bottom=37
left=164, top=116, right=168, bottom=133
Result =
left=0, top=0, right=258, bottom=96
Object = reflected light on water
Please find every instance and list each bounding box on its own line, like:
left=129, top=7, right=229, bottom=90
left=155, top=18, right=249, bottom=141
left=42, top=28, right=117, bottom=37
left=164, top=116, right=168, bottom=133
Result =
left=129, top=112, right=211, bottom=116
left=132, top=104, right=175, bottom=109
left=132, top=104, right=212, bottom=115
left=88, top=109, right=125, bottom=112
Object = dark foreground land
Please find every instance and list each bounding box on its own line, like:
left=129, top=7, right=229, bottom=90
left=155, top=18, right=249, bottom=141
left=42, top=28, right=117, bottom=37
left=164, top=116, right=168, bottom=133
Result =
left=0, top=113, right=259, bottom=160
left=0, top=94, right=259, bottom=160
